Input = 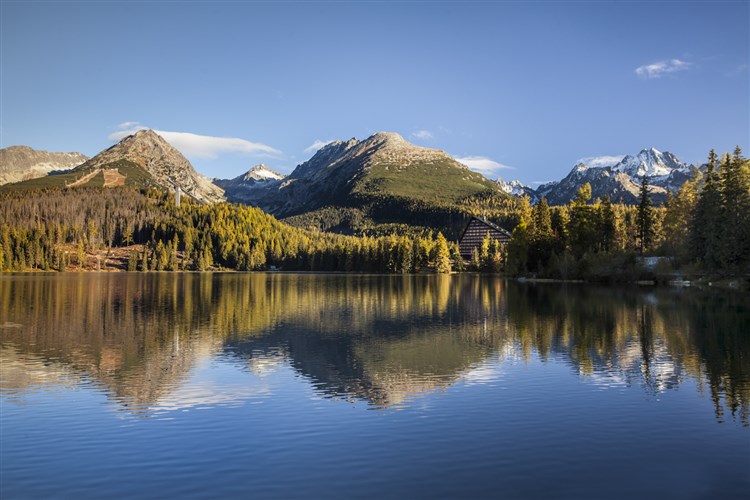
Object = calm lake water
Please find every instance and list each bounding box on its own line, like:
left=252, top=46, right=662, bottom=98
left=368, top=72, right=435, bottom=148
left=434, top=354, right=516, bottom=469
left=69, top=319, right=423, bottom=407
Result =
left=1, top=273, right=748, bottom=499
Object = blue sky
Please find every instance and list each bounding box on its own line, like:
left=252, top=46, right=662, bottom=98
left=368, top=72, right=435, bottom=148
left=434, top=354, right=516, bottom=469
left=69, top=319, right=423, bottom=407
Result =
left=2, top=1, right=748, bottom=184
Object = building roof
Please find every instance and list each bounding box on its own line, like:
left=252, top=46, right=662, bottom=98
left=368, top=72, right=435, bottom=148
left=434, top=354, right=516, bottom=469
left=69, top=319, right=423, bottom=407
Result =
left=458, top=216, right=512, bottom=258
left=458, top=216, right=512, bottom=241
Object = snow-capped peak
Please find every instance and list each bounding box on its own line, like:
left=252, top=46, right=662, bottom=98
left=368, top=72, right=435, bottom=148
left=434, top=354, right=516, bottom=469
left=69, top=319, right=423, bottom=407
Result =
left=613, top=148, right=687, bottom=178
left=496, top=178, right=533, bottom=197
left=243, top=164, right=284, bottom=182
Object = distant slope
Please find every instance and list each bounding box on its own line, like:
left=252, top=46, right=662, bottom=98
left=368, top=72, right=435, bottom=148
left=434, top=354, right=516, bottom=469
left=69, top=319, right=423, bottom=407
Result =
left=0, top=146, right=88, bottom=185
left=2, top=130, right=225, bottom=204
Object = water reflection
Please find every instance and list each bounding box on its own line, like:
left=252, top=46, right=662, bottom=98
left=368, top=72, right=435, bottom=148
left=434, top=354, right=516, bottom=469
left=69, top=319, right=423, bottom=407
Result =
left=0, top=274, right=748, bottom=423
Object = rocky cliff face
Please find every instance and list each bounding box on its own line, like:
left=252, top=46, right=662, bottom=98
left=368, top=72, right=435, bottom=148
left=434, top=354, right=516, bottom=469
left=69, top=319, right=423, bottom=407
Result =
left=0, top=146, right=88, bottom=185
left=81, top=130, right=224, bottom=204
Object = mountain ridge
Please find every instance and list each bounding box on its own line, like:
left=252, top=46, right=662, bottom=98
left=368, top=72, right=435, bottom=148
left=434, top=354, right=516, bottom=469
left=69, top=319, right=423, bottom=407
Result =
left=1, top=130, right=226, bottom=203
left=505, top=147, right=696, bottom=205
left=0, top=146, right=89, bottom=185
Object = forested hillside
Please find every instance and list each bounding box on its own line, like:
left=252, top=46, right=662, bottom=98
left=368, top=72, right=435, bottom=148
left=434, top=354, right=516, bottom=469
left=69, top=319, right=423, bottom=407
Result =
left=0, top=187, right=456, bottom=273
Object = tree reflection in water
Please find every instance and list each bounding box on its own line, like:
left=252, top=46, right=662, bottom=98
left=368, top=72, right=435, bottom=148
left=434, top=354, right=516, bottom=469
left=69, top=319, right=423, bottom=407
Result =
left=1, top=274, right=747, bottom=424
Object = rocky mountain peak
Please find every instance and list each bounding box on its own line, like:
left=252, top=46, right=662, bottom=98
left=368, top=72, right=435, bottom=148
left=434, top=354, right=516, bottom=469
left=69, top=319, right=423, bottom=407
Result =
left=367, top=131, right=408, bottom=147
left=614, top=147, right=687, bottom=178
left=83, top=129, right=224, bottom=204
left=242, top=164, right=284, bottom=182
left=534, top=147, right=695, bottom=205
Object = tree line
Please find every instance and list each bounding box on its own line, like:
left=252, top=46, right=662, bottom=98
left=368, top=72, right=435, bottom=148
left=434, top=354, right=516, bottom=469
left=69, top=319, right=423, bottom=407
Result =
left=0, top=187, right=458, bottom=273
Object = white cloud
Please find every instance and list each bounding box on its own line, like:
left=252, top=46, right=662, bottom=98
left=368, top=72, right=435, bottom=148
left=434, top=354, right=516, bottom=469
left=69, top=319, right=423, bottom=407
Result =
left=304, top=139, right=334, bottom=154
left=577, top=155, right=625, bottom=168
left=454, top=155, right=514, bottom=176
left=116, top=121, right=145, bottom=131
left=109, top=126, right=281, bottom=159
left=411, top=129, right=433, bottom=140
left=635, top=59, right=692, bottom=79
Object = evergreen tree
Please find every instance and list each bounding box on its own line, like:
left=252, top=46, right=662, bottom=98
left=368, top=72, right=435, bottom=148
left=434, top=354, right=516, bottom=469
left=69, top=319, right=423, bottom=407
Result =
left=691, top=150, right=723, bottom=267
left=599, top=195, right=616, bottom=253
left=719, top=147, right=750, bottom=270
left=567, top=183, right=596, bottom=258
left=636, top=176, right=654, bottom=254
left=528, top=197, right=555, bottom=271
left=531, top=197, right=553, bottom=238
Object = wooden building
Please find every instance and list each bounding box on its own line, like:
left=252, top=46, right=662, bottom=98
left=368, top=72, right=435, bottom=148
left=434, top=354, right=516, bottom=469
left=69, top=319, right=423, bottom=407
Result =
left=458, top=217, right=512, bottom=259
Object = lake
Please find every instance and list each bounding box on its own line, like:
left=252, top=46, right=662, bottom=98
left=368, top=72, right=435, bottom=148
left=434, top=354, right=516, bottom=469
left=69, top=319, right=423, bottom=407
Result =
left=1, top=273, right=748, bottom=499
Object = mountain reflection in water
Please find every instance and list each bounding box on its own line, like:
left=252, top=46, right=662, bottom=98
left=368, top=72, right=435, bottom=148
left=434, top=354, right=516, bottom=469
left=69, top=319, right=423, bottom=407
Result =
left=1, top=273, right=748, bottom=424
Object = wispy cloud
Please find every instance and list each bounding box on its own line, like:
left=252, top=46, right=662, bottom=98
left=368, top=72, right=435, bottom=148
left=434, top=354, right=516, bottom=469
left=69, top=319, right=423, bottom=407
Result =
left=109, top=123, right=281, bottom=159
left=304, top=139, right=334, bottom=154
left=635, top=59, right=692, bottom=79
left=577, top=155, right=625, bottom=168
left=116, top=121, right=145, bottom=131
left=454, top=155, right=514, bottom=177
left=726, top=63, right=748, bottom=77
left=411, top=129, right=433, bottom=140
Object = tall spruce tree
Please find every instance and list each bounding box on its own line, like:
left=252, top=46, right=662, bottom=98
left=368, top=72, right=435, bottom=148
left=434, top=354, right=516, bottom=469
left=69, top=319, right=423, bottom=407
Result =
left=719, top=147, right=750, bottom=271
left=568, top=183, right=596, bottom=258
left=599, top=195, right=616, bottom=253
left=529, top=197, right=555, bottom=271
left=691, top=150, right=723, bottom=268
left=636, top=176, right=655, bottom=254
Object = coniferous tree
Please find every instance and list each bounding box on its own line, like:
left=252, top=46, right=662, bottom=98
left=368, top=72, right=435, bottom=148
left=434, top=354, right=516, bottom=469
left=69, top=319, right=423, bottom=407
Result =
left=719, top=147, right=750, bottom=270
left=529, top=197, right=555, bottom=271
left=636, top=176, right=654, bottom=254
left=567, top=183, right=596, bottom=258
left=691, top=150, right=723, bottom=267
left=599, top=195, right=616, bottom=253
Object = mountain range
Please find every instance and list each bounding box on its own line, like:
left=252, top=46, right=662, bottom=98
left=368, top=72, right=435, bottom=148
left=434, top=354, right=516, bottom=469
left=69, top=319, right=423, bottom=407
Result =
left=498, top=148, right=697, bottom=205
left=0, top=130, right=224, bottom=204
left=2, top=131, right=700, bottom=225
